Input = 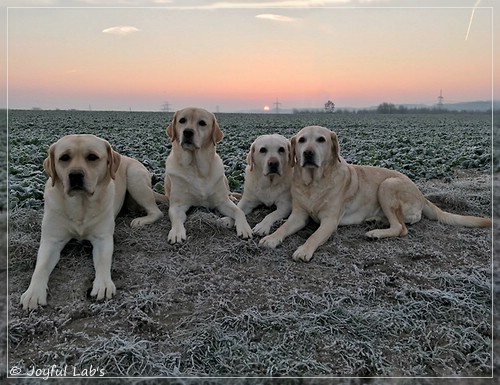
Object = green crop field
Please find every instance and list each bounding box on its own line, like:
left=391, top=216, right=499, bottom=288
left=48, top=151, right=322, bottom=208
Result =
left=6, top=110, right=492, bottom=209
left=5, top=109, right=497, bottom=381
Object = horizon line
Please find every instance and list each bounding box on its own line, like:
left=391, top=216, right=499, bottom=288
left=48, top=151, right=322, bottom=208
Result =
left=4, top=100, right=497, bottom=114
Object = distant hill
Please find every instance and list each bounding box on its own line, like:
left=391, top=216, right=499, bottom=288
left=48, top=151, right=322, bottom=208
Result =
left=362, top=101, right=499, bottom=112
left=438, top=101, right=499, bottom=111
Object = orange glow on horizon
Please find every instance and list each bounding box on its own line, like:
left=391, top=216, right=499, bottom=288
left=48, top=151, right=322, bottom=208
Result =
left=6, top=7, right=494, bottom=111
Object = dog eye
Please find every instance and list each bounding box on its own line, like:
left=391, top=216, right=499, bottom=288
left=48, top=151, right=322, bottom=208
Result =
left=59, top=154, right=70, bottom=162
left=259, top=147, right=268, bottom=154
left=87, top=154, right=99, bottom=161
left=278, top=147, right=285, bottom=153
left=317, top=137, right=326, bottom=143
left=179, top=117, right=187, bottom=124
left=298, top=137, right=306, bottom=143
left=198, top=120, right=207, bottom=127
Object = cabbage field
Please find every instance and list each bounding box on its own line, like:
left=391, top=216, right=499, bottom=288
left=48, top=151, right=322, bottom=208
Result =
left=7, top=110, right=492, bottom=209
left=5, top=110, right=496, bottom=381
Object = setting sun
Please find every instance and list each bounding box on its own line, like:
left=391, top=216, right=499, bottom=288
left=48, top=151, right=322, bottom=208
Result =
left=263, top=105, right=270, bottom=111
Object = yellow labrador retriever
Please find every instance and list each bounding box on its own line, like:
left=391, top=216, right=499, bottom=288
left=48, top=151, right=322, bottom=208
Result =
left=164, top=107, right=252, bottom=243
left=21, top=134, right=164, bottom=310
left=222, top=134, right=293, bottom=235
left=260, top=125, right=492, bottom=262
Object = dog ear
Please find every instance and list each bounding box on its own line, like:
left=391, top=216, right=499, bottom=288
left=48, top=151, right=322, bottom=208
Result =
left=246, top=142, right=256, bottom=171
left=106, top=142, right=121, bottom=180
left=166, top=112, right=177, bottom=142
left=331, top=131, right=341, bottom=164
left=211, top=115, right=224, bottom=144
left=289, top=136, right=297, bottom=168
left=43, top=143, right=58, bottom=187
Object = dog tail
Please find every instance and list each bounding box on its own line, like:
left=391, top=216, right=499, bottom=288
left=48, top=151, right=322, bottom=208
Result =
left=154, top=191, right=169, bottom=204
left=422, top=199, right=491, bottom=228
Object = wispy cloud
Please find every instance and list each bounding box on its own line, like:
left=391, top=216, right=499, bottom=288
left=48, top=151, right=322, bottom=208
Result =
left=256, top=14, right=297, bottom=22
left=102, top=26, right=140, bottom=36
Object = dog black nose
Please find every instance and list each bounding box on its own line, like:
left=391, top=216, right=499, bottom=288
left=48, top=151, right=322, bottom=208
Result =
left=268, top=160, right=279, bottom=174
left=304, top=150, right=314, bottom=160
left=183, top=129, right=194, bottom=139
left=69, top=170, right=85, bottom=189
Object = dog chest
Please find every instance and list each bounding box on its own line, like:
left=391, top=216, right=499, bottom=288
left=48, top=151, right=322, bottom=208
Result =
left=169, top=173, right=224, bottom=207
left=43, top=192, right=114, bottom=240
left=292, top=184, right=329, bottom=218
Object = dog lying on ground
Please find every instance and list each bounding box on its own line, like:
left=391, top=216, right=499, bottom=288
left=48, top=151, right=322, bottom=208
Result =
left=164, top=107, right=252, bottom=243
left=260, top=125, right=492, bottom=262
left=222, top=134, right=293, bottom=235
left=21, top=134, right=164, bottom=310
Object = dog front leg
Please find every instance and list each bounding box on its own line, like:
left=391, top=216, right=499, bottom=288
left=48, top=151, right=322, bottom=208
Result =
left=217, top=200, right=253, bottom=239
left=90, top=235, right=116, bottom=300
left=20, top=237, right=68, bottom=310
left=220, top=197, right=257, bottom=229
left=253, top=199, right=292, bottom=236
left=168, top=204, right=190, bottom=243
left=292, top=216, right=339, bottom=262
left=259, top=208, right=309, bottom=249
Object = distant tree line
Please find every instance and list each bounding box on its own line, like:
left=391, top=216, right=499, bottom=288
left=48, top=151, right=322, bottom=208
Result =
left=293, top=102, right=494, bottom=115
left=374, top=102, right=450, bottom=114
left=373, top=102, right=493, bottom=114
left=292, top=108, right=326, bottom=114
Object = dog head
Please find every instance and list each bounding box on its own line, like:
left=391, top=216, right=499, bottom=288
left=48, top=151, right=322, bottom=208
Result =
left=166, top=107, right=223, bottom=151
left=247, top=134, right=292, bottom=177
left=44, top=134, right=121, bottom=196
left=290, top=126, right=341, bottom=169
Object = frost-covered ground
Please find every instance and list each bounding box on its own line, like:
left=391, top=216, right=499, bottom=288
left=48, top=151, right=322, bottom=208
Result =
left=3, top=110, right=497, bottom=382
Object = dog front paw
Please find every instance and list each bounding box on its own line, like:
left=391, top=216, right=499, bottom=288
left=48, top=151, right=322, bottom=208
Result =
left=168, top=227, right=186, bottom=244
left=236, top=222, right=253, bottom=239
left=292, top=245, right=314, bottom=262
left=91, top=278, right=116, bottom=300
left=219, top=217, right=234, bottom=228
left=20, top=284, right=47, bottom=310
left=259, top=235, right=281, bottom=249
left=252, top=221, right=272, bottom=236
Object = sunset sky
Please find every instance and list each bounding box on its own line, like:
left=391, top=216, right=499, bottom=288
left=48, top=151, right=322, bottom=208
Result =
left=1, top=0, right=498, bottom=112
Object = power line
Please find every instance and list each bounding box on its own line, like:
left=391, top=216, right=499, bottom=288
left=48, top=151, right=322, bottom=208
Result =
left=273, top=97, right=282, bottom=113
left=437, top=90, right=444, bottom=109
left=161, top=101, right=170, bottom=112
